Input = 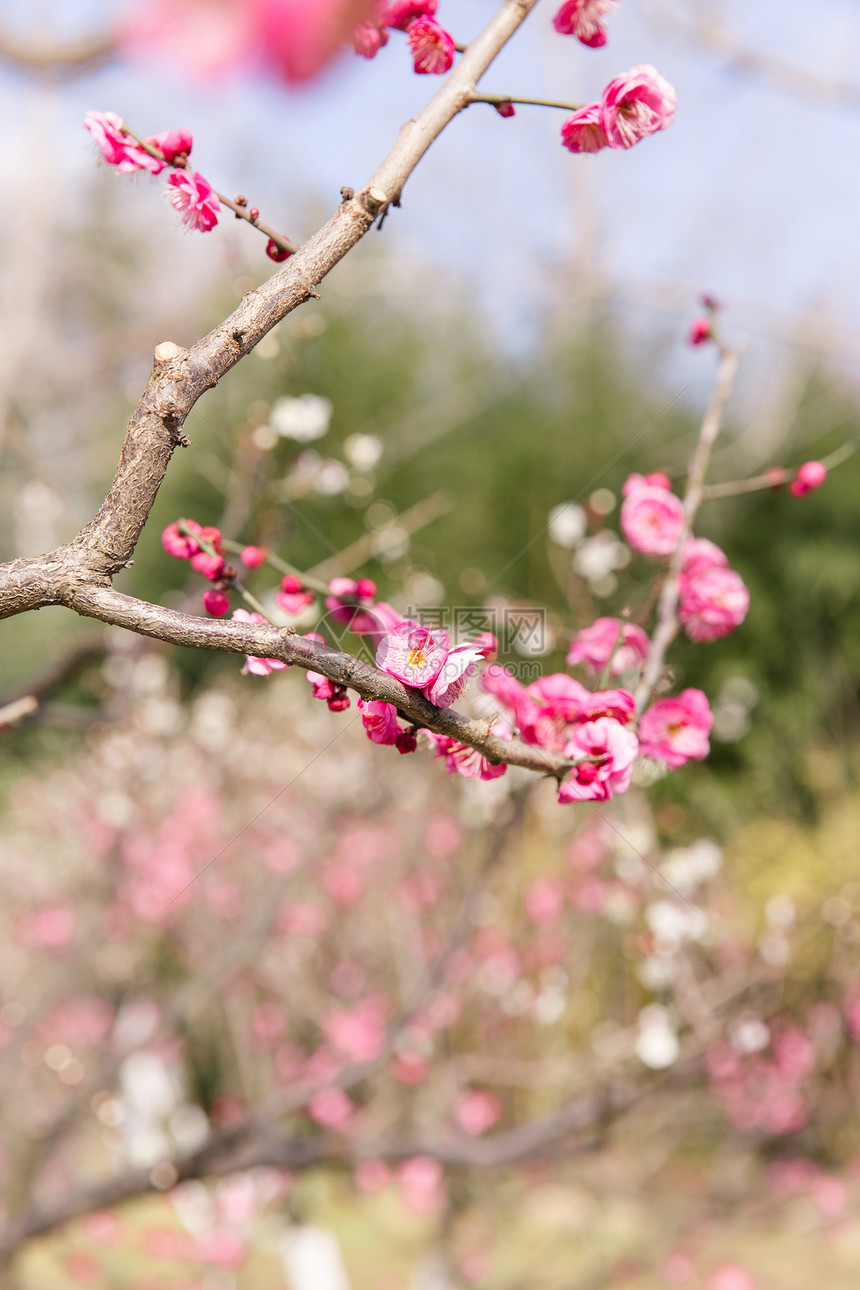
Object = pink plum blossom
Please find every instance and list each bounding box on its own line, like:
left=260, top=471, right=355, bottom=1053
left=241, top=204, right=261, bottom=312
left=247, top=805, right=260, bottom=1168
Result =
left=324, top=998, right=387, bottom=1061
left=810, top=1173, right=849, bottom=1219
left=397, top=1156, right=445, bottom=1216
left=526, top=673, right=591, bottom=748
left=276, top=574, right=315, bottom=616
left=347, top=598, right=402, bottom=649
left=568, top=617, right=650, bottom=676
left=352, top=18, right=388, bottom=56
left=38, top=998, right=114, bottom=1048
left=558, top=717, right=639, bottom=803
left=308, top=1088, right=357, bottom=1128
left=620, top=477, right=685, bottom=556
left=580, top=687, right=635, bottom=725
left=528, top=673, right=590, bottom=719
left=167, top=169, right=220, bottom=231
left=689, top=316, right=712, bottom=345
left=195, top=1230, right=249, bottom=1270
left=192, top=523, right=224, bottom=564
left=232, top=608, right=289, bottom=677
left=376, top=620, right=449, bottom=687
left=251, top=0, right=381, bottom=82
left=423, top=643, right=482, bottom=707
left=553, top=0, right=615, bottom=48
left=494, top=101, right=516, bottom=118
left=124, top=0, right=378, bottom=83
left=560, top=103, right=608, bottom=154
left=17, top=904, right=76, bottom=948
left=162, top=518, right=202, bottom=558
left=524, top=877, right=565, bottom=924
left=149, top=127, right=193, bottom=162
left=325, top=576, right=378, bottom=632
left=65, top=1251, right=101, bottom=1282
left=357, top=697, right=400, bottom=745
left=455, top=1090, right=503, bottom=1136
left=638, top=688, right=713, bottom=768
left=190, top=550, right=226, bottom=579
left=622, top=471, right=666, bottom=496
left=277, top=900, right=329, bottom=937
left=789, top=460, right=827, bottom=497
left=407, top=15, right=455, bottom=74
left=426, top=732, right=508, bottom=781
left=599, top=64, right=677, bottom=150
left=480, top=663, right=541, bottom=737
left=678, top=565, right=749, bottom=642
left=381, top=0, right=436, bottom=29
left=83, top=110, right=166, bottom=173
left=707, top=1267, right=756, bottom=1290
left=306, top=668, right=350, bottom=710
left=119, top=0, right=255, bottom=79
left=680, top=536, right=728, bottom=578
left=354, top=1159, right=391, bottom=1193
left=473, top=631, right=499, bottom=659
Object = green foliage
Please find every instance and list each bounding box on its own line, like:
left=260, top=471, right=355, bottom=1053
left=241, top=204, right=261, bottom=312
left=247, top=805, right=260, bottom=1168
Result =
left=4, top=282, right=858, bottom=825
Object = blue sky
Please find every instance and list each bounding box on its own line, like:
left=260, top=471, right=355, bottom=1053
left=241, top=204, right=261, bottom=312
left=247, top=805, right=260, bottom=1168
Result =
left=4, top=0, right=860, bottom=404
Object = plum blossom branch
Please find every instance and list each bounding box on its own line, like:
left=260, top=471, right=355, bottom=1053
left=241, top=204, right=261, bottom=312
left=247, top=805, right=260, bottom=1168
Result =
left=65, top=583, right=574, bottom=779
left=468, top=91, right=585, bottom=111
left=0, top=0, right=541, bottom=615
left=634, top=341, right=742, bottom=715
left=121, top=125, right=298, bottom=257
left=701, top=440, right=856, bottom=501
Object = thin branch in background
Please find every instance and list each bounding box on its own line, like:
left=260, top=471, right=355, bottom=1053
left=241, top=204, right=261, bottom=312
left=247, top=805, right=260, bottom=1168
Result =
left=635, top=341, right=741, bottom=714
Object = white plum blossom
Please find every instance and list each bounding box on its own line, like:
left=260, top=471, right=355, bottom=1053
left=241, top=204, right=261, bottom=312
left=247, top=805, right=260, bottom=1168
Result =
left=271, top=393, right=333, bottom=442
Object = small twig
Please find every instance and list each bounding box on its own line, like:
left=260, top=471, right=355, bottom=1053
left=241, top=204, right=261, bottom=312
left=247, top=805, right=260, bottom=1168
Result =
left=308, top=490, right=453, bottom=583
left=468, top=91, right=585, bottom=111
left=702, top=440, right=856, bottom=501
left=0, top=695, right=38, bottom=730
left=123, top=127, right=297, bottom=256
left=635, top=342, right=742, bottom=714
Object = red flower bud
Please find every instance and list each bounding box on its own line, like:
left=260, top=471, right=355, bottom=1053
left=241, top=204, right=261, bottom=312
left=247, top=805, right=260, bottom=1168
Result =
left=202, top=589, right=230, bottom=617
left=266, top=238, right=292, bottom=263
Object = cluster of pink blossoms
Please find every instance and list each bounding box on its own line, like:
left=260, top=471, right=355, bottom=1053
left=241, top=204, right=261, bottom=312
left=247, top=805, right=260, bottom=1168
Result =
left=560, top=64, right=676, bottom=155
left=166, top=422, right=814, bottom=803
left=707, top=1018, right=817, bottom=1135
left=123, top=0, right=453, bottom=84
left=158, top=484, right=726, bottom=803
left=162, top=518, right=235, bottom=616
left=620, top=474, right=750, bottom=643
left=480, top=661, right=713, bottom=804
left=354, top=2, right=455, bottom=75
left=84, top=111, right=221, bottom=233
